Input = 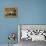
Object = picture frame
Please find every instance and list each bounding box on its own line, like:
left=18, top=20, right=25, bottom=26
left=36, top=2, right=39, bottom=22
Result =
left=4, top=8, right=17, bottom=17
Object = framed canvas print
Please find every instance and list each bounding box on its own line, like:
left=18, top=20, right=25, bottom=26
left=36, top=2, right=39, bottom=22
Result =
left=18, top=25, right=46, bottom=46
left=18, top=24, right=46, bottom=41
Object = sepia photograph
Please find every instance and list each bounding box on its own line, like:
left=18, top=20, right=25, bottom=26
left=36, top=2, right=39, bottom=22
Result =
left=4, top=8, right=16, bottom=17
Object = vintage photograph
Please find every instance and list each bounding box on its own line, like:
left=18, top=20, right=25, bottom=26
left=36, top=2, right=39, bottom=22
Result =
left=4, top=8, right=16, bottom=17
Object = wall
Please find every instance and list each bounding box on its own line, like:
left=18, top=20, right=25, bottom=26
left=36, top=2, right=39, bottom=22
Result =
left=0, top=0, right=46, bottom=44
left=19, top=0, right=46, bottom=24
